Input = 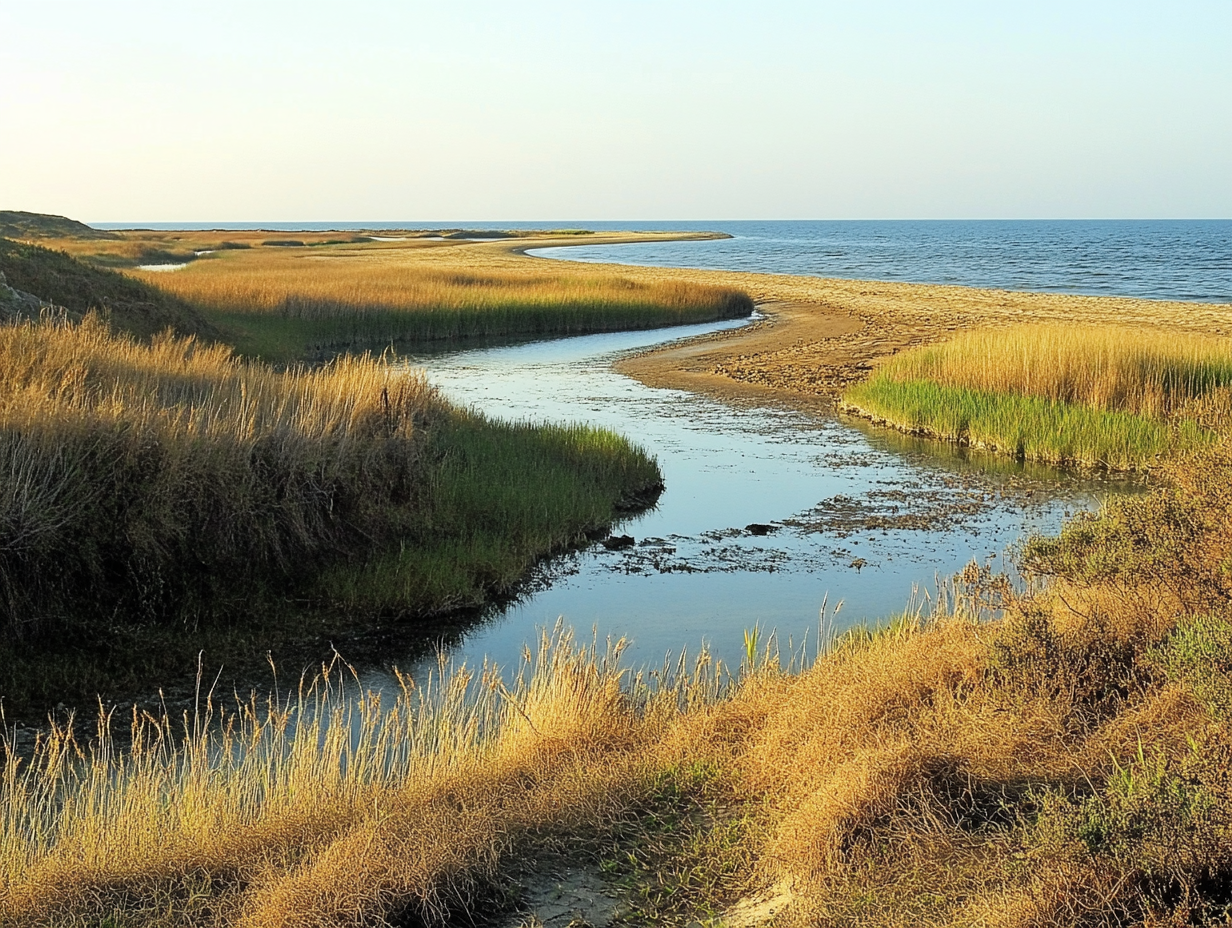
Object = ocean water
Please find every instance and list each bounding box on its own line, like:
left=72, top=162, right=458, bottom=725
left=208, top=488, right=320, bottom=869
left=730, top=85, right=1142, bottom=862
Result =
left=99, top=220, right=1232, bottom=303
left=529, top=220, right=1232, bottom=304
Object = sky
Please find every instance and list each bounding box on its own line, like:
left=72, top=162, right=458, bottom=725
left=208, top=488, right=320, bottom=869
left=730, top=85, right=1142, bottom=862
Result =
left=1, top=1, right=1229, bottom=222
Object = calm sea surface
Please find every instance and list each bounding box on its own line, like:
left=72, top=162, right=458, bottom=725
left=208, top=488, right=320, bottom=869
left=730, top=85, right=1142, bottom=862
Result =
left=104, top=220, right=1232, bottom=303
left=529, top=221, right=1232, bottom=304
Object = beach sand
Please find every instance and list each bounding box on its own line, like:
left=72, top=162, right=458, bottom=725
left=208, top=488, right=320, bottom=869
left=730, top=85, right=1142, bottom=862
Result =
left=483, top=233, right=1232, bottom=407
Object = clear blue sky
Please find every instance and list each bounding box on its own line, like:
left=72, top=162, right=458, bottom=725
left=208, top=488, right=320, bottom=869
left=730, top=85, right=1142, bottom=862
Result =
left=2, top=1, right=1229, bottom=222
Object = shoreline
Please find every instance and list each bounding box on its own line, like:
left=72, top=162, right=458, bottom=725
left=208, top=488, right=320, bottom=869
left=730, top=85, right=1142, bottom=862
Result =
left=504, top=235, right=1232, bottom=407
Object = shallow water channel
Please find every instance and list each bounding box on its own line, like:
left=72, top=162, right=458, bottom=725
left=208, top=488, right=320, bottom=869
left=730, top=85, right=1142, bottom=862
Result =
left=370, top=317, right=1120, bottom=683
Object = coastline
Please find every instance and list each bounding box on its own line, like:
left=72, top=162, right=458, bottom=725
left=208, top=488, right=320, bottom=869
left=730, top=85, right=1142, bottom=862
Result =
left=503, top=236, right=1232, bottom=407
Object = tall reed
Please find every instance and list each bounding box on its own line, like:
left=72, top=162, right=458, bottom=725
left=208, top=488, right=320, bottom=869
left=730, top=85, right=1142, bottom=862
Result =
left=0, top=313, right=432, bottom=637
left=1, top=627, right=728, bottom=926
left=869, top=324, right=1232, bottom=418
left=844, top=324, right=1232, bottom=467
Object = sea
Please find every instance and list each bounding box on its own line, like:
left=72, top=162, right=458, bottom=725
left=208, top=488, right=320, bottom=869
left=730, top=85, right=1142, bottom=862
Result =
left=97, top=220, right=1232, bottom=303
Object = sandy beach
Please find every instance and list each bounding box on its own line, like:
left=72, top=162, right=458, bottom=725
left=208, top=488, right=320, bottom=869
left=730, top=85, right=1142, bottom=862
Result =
left=479, top=232, right=1232, bottom=407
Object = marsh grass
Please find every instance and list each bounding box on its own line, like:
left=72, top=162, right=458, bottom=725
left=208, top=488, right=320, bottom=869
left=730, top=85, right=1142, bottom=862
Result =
left=0, top=314, right=434, bottom=639
left=0, top=315, right=662, bottom=714
left=847, top=377, right=1212, bottom=468
left=325, top=413, right=662, bottom=615
left=845, top=324, right=1232, bottom=467
left=9, top=437, right=1232, bottom=928
left=127, top=244, right=753, bottom=359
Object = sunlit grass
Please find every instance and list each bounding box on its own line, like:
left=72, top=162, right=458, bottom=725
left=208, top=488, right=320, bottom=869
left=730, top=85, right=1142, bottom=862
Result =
left=0, top=315, right=662, bottom=712
left=844, top=324, right=1232, bottom=467
left=122, top=241, right=753, bottom=359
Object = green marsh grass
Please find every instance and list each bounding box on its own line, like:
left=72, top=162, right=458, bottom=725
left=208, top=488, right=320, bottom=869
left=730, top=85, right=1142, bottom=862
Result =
left=123, top=242, right=753, bottom=360
left=847, top=376, right=1211, bottom=468
left=0, top=315, right=662, bottom=713
left=844, top=324, right=1232, bottom=467
left=324, top=412, right=663, bottom=614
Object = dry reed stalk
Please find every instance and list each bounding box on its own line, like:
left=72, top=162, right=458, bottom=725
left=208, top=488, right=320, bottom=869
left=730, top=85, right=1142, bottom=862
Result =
left=0, top=629, right=715, bottom=926
left=0, top=315, right=437, bottom=635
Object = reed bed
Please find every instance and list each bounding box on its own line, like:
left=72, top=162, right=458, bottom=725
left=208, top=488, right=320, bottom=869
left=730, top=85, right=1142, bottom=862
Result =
left=7, top=435, right=1232, bottom=926
left=844, top=324, right=1232, bottom=467
left=0, top=316, right=662, bottom=714
left=128, top=244, right=753, bottom=358
left=0, top=314, right=435, bottom=639
left=866, top=324, right=1232, bottom=418
left=1, top=628, right=718, bottom=926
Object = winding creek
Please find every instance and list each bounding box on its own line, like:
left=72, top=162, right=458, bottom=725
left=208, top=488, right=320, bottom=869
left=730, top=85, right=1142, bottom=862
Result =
left=361, top=315, right=1126, bottom=686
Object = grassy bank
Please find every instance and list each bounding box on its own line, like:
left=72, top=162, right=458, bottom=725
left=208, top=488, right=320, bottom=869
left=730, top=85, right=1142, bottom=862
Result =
left=0, top=315, right=660, bottom=715
left=844, top=324, right=1232, bottom=467
left=0, top=238, right=218, bottom=340
left=124, top=241, right=753, bottom=360
left=6, top=441, right=1232, bottom=926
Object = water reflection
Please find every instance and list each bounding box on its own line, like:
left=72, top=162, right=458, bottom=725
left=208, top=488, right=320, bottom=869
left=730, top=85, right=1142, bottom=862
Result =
left=368, top=318, right=1120, bottom=682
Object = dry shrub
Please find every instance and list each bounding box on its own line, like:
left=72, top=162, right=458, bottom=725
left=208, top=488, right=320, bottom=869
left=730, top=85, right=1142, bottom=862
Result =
left=1025, top=438, right=1232, bottom=614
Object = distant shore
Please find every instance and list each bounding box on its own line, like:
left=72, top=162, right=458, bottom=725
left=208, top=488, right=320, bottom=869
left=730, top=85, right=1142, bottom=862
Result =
left=508, top=235, right=1232, bottom=408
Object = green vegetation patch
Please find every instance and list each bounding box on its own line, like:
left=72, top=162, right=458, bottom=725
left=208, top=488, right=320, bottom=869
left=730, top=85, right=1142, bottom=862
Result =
left=209, top=291, right=751, bottom=362
left=1155, top=614, right=1232, bottom=719
left=323, top=411, right=662, bottom=615
left=844, top=376, right=1211, bottom=468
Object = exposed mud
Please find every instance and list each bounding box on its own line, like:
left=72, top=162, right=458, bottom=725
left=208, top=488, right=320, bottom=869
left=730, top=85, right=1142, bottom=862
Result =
left=491, top=856, right=622, bottom=928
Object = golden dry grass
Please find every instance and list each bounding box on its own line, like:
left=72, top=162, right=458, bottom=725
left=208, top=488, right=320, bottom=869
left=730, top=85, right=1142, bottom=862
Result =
left=0, top=312, right=430, bottom=443
left=80, top=235, right=751, bottom=359
left=0, top=312, right=435, bottom=641
left=840, top=324, right=1232, bottom=468
left=7, top=439, right=1232, bottom=928
left=865, top=324, right=1232, bottom=419
left=6, top=231, right=1232, bottom=925
left=133, top=241, right=743, bottom=320
left=1, top=629, right=717, bottom=926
